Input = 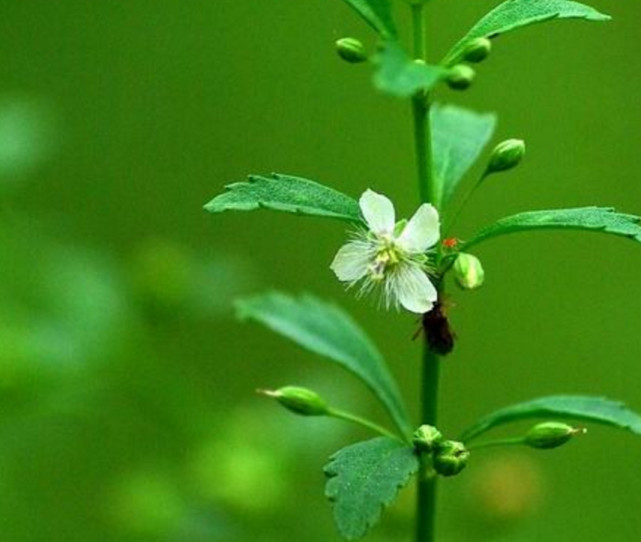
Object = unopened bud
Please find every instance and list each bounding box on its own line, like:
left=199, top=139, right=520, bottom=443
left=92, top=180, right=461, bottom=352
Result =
left=446, top=64, right=475, bottom=90
left=433, top=440, right=470, bottom=477
left=258, top=386, right=329, bottom=416
left=525, top=422, right=586, bottom=450
left=462, top=38, right=492, bottom=63
left=336, top=37, right=367, bottom=64
left=486, top=139, right=525, bottom=174
left=412, top=425, right=443, bottom=453
left=453, top=253, right=485, bottom=290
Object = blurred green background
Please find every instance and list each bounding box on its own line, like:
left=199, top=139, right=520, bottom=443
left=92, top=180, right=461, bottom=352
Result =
left=1, top=0, right=639, bottom=540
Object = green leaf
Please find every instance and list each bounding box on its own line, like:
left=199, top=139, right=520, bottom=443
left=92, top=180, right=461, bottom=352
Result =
left=374, top=42, right=447, bottom=98
left=464, top=207, right=641, bottom=249
left=236, top=292, right=413, bottom=437
left=324, top=437, right=419, bottom=540
left=340, top=0, right=397, bottom=39
left=204, top=173, right=362, bottom=224
left=444, top=0, right=611, bottom=65
left=461, top=395, right=641, bottom=442
left=431, top=104, right=497, bottom=207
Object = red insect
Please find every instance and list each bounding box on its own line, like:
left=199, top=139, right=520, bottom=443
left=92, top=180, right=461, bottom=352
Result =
left=442, top=238, right=459, bottom=249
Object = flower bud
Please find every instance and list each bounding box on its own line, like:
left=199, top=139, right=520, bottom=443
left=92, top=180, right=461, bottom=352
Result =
left=486, top=139, right=526, bottom=174
left=462, top=38, right=492, bottom=63
left=335, top=38, right=367, bottom=64
left=453, top=253, right=485, bottom=290
left=433, top=440, right=470, bottom=477
left=524, top=422, right=586, bottom=450
left=258, top=386, right=329, bottom=416
left=412, top=425, right=443, bottom=453
left=446, top=64, right=475, bottom=90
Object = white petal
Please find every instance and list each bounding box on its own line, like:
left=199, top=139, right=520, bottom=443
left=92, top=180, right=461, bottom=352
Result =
left=397, top=203, right=440, bottom=253
left=330, top=241, right=371, bottom=282
left=393, top=264, right=438, bottom=314
left=359, top=189, right=395, bottom=235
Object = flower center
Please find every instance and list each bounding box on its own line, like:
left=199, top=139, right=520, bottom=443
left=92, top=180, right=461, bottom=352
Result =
left=368, top=244, right=402, bottom=282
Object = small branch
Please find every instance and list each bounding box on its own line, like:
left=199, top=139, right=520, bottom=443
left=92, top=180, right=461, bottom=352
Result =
left=443, top=171, right=489, bottom=236
left=327, top=408, right=404, bottom=442
left=466, top=437, right=526, bottom=451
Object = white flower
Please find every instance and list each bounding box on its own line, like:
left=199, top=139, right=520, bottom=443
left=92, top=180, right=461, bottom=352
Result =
left=331, top=189, right=440, bottom=314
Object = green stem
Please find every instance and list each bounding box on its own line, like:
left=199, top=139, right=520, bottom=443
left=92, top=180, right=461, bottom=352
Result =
left=327, top=408, right=402, bottom=442
left=412, top=98, right=432, bottom=205
left=466, top=437, right=526, bottom=451
left=410, top=4, right=441, bottom=542
left=416, top=345, right=440, bottom=542
left=411, top=3, right=427, bottom=60
left=410, top=3, right=438, bottom=208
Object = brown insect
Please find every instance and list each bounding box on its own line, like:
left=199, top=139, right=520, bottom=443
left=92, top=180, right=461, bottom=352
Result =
left=413, top=298, right=456, bottom=356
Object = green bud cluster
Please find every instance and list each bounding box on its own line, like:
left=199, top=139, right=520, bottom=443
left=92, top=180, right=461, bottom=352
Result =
left=413, top=424, right=443, bottom=453
left=525, top=422, right=586, bottom=450
left=433, top=440, right=470, bottom=477
left=413, top=425, right=470, bottom=477
left=446, top=38, right=491, bottom=91
left=259, top=386, right=329, bottom=416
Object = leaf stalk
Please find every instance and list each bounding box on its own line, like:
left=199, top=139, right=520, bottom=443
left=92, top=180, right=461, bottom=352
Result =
left=328, top=408, right=404, bottom=443
left=466, top=437, right=526, bottom=451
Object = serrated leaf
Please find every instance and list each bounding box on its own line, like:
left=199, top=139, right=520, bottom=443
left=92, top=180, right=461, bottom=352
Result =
left=204, top=173, right=362, bottom=223
left=444, top=0, right=611, bottom=65
left=464, top=207, right=641, bottom=249
left=340, top=0, right=397, bottom=39
left=431, top=104, right=497, bottom=207
left=461, top=395, right=641, bottom=442
left=374, top=42, right=447, bottom=98
left=236, top=292, right=412, bottom=436
left=324, top=437, right=419, bottom=540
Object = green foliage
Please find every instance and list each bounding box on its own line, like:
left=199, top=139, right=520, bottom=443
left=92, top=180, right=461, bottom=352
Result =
left=464, top=207, right=641, bottom=248
left=461, top=395, right=641, bottom=442
left=324, top=437, right=419, bottom=540
left=340, top=0, right=397, bottom=39
left=431, top=103, right=497, bottom=206
left=204, top=173, right=362, bottom=223
left=235, top=292, right=412, bottom=436
left=444, top=0, right=611, bottom=65
left=374, top=42, right=447, bottom=98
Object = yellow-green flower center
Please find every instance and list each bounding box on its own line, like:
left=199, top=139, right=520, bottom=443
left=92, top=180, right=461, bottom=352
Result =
left=368, top=244, right=402, bottom=281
